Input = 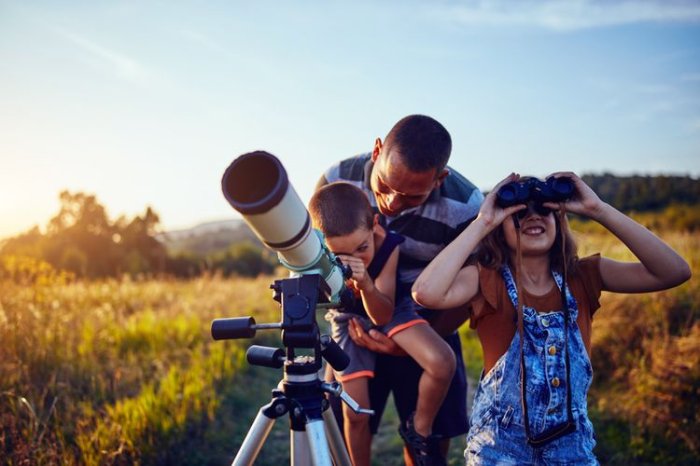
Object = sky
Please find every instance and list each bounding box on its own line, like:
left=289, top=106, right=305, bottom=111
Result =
left=1, top=0, right=699, bottom=239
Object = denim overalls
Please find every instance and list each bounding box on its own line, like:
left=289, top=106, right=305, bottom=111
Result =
left=465, top=265, right=598, bottom=465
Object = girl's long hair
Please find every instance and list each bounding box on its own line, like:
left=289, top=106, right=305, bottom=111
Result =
left=476, top=211, right=579, bottom=274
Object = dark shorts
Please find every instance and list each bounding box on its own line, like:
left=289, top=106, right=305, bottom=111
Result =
left=380, top=305, right=427, bottom=338
left=326, top=311, right=376, bottom=381
left=328, top=332, right=469, bottom=439
left=325, top=306, right=427, bottom=381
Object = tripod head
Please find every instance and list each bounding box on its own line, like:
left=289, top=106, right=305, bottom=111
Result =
left=211, top=274, right=350, bottom=373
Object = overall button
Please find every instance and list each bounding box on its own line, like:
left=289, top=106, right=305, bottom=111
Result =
left=541, top=318, right=550, bottom=327
left=548, top=345, right=557, bottom=356
left=551, top=377, right=561, bottom=387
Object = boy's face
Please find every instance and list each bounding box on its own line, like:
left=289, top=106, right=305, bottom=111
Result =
left=324, top=226, right=376, bottom=268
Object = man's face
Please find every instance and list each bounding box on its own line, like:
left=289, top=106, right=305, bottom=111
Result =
left=370, top=145, right=444, bottom=217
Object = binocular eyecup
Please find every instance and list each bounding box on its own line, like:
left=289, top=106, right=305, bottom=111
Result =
left=496, top=177, right=574, bottom=208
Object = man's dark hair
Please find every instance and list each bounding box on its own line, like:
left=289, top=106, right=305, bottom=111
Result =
left=309, top=182, right=374, bottom=237
left=383, top=114, right=452, bottom=173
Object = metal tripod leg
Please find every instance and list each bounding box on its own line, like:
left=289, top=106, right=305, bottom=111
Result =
left=233, top=391, right=351, bottom=466
left=291, top=429, right=312, bottom=466
left=232, top=407, right=276, bottom=466
left=305, top=419, right=333, bottom=466
left=323, top=406, right=352, bottom=466
left=292, top=416, right=350, bottom=466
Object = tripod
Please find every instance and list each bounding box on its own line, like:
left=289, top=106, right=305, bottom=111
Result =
left=212, top=275, right=373, bottom=466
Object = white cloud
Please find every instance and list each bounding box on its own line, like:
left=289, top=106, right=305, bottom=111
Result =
left=180, top=29, right=236, bottom=59
left=53, top=27, right=151, bottom=83
left=437, top=0, right=700, bottom=32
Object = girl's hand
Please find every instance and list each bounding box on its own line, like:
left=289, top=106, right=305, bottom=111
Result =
left=477, top=173, right=528, bottom=230
left=337, top=255, right=372, bottom=291
left=543, top=172, right=605, bottom=219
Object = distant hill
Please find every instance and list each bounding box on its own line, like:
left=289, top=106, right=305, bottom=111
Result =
left=158, top=219, right=262, bottom=256
left=159, top=173, right=700, bottom=257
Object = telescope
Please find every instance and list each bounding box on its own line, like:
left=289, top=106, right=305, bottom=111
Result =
left=221, top=150, right=347, bottom=304
left=211, top=152, right=368, bottom=466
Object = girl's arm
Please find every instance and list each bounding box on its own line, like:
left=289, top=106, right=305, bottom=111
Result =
left=412, top=174, right=525, bottom=309
left=545, top=172, right=691, bottom=293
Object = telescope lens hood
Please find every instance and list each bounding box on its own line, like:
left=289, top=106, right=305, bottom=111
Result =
left=222, top=151, right=289, bottom=215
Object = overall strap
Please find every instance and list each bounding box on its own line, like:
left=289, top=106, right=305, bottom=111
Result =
left=501, top=207, right=576, bottom=446
left=500, top=266, right=578, bottom=320
left=367, top=230, right=404, bottom=279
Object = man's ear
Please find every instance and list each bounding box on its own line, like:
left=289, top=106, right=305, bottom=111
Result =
left=372, top=214, right=383, bottom=235
left=371, top=138, right=383, bottom=162
left=435, top=168, right=449, bottom=187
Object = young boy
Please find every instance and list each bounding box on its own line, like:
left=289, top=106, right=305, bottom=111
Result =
left=309, top=182, right=456, bottom=466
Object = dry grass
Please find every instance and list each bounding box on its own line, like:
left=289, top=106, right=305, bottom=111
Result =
left=1, top=227, right=697, bottom=464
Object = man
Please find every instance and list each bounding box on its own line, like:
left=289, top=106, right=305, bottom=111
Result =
left=316, top=114, right=484, bottom=465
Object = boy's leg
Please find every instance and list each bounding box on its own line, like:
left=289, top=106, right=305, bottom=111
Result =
left=391, top=324, right=456, bottom=437
left=340, top=377, right=372, bottom=466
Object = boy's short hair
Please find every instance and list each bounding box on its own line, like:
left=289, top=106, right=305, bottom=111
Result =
left=309, top=182, right=374, bottom=237
left=384, top=114, right=452, bottom=173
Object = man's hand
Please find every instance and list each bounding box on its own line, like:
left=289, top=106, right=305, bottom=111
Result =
left=348, top=318, right=407, bottom=356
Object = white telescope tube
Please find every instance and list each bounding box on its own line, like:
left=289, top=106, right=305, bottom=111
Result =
left=222, top=151, right=345, bottom=300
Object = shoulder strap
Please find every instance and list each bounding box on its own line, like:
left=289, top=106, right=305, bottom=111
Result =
left=367, top=231, right=404, bottom=279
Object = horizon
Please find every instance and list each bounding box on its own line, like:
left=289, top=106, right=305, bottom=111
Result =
left=2, top=170, right=697, bottom=243
left=2, top=0, right=699, bottom=239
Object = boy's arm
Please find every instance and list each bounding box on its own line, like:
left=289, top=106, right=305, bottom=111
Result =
left=338, top=250, right=397, bottom=326
left=545, top=172, right=691, bottom=293
left=359, top=248, right=398, bottom=326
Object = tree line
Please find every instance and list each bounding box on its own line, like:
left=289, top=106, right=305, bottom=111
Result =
left=582, top=173, right=699, bottom=212
left=1, top=174, right=698, bottom=280
left=0, top=191, right=276, bottom=280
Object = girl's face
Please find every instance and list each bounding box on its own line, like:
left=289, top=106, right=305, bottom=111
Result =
left=503, top=205, right=557, bottom=256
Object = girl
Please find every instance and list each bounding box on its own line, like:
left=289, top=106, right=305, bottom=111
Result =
left=411, top=172, right=690, bottom=465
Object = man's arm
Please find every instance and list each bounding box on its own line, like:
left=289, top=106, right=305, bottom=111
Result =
left=423, top=304, right=471, bottom=337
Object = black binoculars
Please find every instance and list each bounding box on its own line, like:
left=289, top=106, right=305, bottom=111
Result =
left=496, top=177, right=574, bottom=209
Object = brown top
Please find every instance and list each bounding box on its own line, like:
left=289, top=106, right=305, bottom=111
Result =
left=468, top=255, right=603, bottom=374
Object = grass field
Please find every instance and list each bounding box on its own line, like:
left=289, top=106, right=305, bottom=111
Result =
left=1, top=230, right=698, bottom=465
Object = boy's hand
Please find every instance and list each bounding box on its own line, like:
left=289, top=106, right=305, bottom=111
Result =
left=348, top=318, right=407, bottom=356
left=337, top=255, right=372, bottom=291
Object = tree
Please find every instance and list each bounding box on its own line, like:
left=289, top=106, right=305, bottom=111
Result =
left=0, top=192, right=168, bottom=278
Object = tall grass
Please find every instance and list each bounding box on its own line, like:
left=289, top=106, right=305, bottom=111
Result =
left=2, top=228, right=697, bottom=464
left=1, top=273, right=280, bottom=464
left=581, top=231, right=699, bottom=465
